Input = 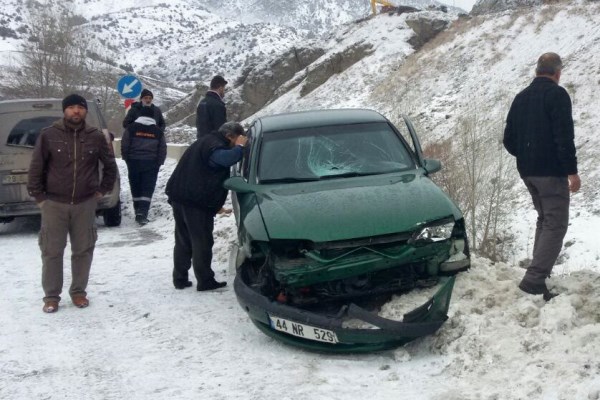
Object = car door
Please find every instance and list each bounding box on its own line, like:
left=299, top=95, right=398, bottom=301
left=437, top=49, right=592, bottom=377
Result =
left=0, top=101, right=64, bottom=218
left=393, top=115, right=441, bottom=174
left=230, top=123, right=255, bottom=225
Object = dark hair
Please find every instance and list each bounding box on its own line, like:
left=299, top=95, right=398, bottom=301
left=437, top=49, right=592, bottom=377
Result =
left=536, top=52, right=563, bottom=76
left=218, top=122, right=244, bottom=137
left=210, top=75, right=228, bottom=90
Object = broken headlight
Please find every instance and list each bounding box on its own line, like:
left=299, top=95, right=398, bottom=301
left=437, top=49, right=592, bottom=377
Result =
left=411, top=220, right=455, bottom=243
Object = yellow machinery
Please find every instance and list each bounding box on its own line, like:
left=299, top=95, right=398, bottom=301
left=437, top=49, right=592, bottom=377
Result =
left=370, top=0, right=396, bottom=14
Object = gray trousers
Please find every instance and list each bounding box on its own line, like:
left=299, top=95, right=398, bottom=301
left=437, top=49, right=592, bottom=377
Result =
left=521, top=176, right=570, bottom=286
left=39, top=198, right=98, bottom=302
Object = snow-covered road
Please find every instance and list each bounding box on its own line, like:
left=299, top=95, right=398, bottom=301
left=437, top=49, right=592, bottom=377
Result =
left=2, top=161, right=599, bottom=400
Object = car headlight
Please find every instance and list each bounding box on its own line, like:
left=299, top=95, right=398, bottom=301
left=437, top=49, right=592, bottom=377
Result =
left=411, top=220, right=455, bottom=243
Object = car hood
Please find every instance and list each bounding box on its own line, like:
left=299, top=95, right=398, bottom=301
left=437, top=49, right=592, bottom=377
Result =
left=255, top=172, right=462, bottom=242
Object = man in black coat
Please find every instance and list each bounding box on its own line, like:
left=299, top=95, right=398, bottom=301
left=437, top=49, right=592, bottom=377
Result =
left=166, top=122, right=247, bottom=291
left=503, top=52, right=581, bottom=301
left=195, top=75, right=227, bottom=138
left=122, top=88, right=166, bottom=131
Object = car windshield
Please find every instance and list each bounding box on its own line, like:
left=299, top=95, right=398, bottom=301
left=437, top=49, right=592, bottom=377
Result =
left=258, top=122, right=415, bottom=183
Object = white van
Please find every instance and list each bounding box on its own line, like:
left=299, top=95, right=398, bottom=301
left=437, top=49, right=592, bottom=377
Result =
left=0, top=98, right=121, bottom=226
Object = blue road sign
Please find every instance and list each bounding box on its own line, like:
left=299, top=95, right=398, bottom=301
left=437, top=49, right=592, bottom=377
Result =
left=117, top=75, right=143, bottom=99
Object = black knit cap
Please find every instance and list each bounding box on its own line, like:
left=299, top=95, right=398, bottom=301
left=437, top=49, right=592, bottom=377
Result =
left=140, top=88, right=153, bottom=98
left=62, top=94, right=88, bottom=111
left=210, top=75, right=228, bottom=89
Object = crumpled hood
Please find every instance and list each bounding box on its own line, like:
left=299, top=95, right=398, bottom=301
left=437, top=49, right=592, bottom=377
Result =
left=255, top=172, right=462, bottom=242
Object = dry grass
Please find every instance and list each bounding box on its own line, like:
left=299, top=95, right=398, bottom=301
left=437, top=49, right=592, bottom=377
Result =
left=535, top=5, right=562, bottom=33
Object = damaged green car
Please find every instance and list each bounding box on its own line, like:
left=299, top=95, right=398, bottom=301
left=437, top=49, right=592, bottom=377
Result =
left=226, top=109, right=469, bottom=352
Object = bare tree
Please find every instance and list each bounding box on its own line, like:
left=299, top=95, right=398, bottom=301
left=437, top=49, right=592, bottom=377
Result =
left=1, top=1, right=128, bottom=133
left=3, top=1, right=92, bottom=98
left=424, top=112, right=517, bottom=261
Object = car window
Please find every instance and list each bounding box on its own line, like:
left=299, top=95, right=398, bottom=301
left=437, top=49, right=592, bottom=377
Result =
left=240, top=125, right=254, bottom=179
left=6, top=116, right=61, bottom=148
left=1, top=100, right=103, bottom=150
left=258, top=122, right=415, bottom=183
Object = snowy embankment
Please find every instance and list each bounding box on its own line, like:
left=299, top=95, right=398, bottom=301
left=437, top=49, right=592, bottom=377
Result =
left=1, top=159, right=599, bottom=400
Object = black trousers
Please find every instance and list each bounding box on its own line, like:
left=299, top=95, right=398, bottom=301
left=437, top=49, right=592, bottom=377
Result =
left=126, top=159, right=159, bottom=217
left=171, top=201, right=216, bottom=286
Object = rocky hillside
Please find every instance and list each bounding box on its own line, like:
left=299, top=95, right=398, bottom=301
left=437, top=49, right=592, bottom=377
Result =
left=164, top=7, right=456, bottom=133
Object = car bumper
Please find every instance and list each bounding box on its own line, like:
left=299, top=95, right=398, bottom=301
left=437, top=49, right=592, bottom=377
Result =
left=0, top=201, right=40, bottom=218
left=234, top=273, right=455, bottom=353
left=0, top=189, right=119, bottom=220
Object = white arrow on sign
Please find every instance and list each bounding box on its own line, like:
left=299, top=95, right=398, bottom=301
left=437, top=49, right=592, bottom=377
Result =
left=122, top=79, right=139, bottom=94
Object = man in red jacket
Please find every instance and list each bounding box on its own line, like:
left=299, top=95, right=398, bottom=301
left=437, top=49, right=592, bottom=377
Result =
left=28, top=94, right=118, bottom=313
left=503, top=53, right=581, bottom=301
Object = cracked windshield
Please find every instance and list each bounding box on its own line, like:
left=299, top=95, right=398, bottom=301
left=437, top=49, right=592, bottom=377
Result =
left=258, top=122, right=414, bottom=182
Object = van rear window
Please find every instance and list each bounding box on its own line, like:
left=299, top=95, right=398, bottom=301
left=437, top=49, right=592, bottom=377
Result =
left=6, top=116, right=61, bottom=148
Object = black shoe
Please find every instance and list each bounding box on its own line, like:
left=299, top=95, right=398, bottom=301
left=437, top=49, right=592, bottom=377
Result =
left=197, top=279, right=227, bottom=291
left=519, top=280, right=558, bottom=302
left=135, top=215, right=149, bottom=225
left=543, top=290, right=559, bottom=302
left=174, top=281, right=193, bottom=290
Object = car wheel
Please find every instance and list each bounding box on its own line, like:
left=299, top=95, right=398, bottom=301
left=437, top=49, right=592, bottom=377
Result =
left=103, top=199, right=121, bottom=227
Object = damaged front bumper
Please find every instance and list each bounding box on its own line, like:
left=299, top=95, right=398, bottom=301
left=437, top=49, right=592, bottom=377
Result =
left=234, top=273, right=456, bottom=353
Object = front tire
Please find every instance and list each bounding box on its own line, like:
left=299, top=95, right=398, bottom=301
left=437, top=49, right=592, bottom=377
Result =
left=103, top=199, right=122, bottom=227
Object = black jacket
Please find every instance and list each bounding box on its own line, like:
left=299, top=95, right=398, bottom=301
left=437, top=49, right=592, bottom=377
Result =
left=121, top=117, right=167, bottom=165
left=503, top=77, right=577, bottom=177
left=122, top=102, right=166, bottom=131
left=165, top=132, right=234, bottom=212
left=195, top=91, right=226, bottom=138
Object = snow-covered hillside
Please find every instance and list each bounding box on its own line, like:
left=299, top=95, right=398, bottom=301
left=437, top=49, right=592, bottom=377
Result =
left=0, top=0, right=458, bottom=89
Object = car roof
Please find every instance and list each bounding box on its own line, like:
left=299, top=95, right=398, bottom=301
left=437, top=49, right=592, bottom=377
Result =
left=256, top=109, right=389, bottom=133
left=0, top=98, right=63, bottom=113
left=0, top=98, right=100, bottom=114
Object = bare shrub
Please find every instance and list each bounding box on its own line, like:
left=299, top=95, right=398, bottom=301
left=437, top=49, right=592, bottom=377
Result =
left=424, top=112, right=517, bottom=261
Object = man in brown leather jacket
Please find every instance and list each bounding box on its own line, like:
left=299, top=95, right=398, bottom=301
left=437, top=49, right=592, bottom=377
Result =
left=28, top=94, right=118, bottom=313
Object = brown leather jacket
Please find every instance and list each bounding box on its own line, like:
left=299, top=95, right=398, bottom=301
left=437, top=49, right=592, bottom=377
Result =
left=27, top=119, right=118, bottom=204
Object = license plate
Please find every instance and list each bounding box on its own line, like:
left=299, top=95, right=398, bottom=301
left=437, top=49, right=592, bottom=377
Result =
left=2, top=174, right=28, bottom=185
left=269, top=314, right=338, bottom=344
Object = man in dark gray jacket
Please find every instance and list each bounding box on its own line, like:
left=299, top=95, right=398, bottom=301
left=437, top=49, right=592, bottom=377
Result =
left=503, top=52, right=581, bottom=301
left=28, top=94, right=118, bottom=313
left=195, top=75, right=227, bottom=138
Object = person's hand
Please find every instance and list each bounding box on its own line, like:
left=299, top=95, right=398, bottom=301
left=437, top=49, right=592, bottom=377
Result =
left=217, top=207, right=232, bottom=215
left=95, top=191, right=103, bottom=199
left=568, top=174, right=581, bottom=193
left=235, top=135, right=248, bottom=147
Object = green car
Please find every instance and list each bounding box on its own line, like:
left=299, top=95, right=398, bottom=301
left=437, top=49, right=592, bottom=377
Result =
left=226, top=109, right=469, bottom=352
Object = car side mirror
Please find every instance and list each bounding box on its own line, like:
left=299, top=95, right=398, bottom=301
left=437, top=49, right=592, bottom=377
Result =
left=224, top=176, right=255, bottom=194
left=423, top=158, right=442, bottom=174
